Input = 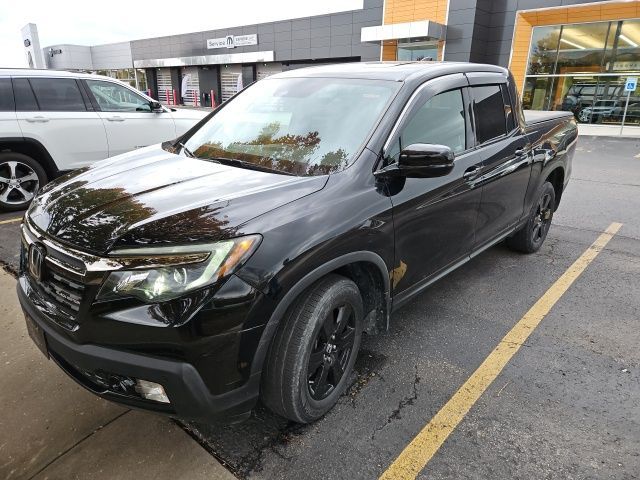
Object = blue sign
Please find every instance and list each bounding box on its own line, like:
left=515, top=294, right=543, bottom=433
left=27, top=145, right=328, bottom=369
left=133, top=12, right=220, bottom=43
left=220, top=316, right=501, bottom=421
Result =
left=625, top=77, right=638, bottom=92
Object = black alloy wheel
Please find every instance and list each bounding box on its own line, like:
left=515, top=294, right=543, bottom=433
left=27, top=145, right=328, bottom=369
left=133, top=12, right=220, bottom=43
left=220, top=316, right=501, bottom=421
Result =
left=507, top=181, right=556, bottom=253
left=532, top=190, right=553, bottom=246
left=262, top=274, right=363, bottom=423
left=307, top=304, right=357, bottom=401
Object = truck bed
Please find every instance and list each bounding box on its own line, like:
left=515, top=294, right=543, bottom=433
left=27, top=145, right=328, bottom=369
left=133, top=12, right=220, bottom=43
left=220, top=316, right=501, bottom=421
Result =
left=524, top=110, right=574, bottom=126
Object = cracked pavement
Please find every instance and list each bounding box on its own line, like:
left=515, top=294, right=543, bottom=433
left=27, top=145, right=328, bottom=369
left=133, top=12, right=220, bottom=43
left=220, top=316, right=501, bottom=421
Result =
left=1, top=135, right=639, bottom=479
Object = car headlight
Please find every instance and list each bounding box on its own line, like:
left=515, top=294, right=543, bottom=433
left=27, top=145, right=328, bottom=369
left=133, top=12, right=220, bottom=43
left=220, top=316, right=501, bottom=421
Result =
left=96, top=235, right=260, bottom=303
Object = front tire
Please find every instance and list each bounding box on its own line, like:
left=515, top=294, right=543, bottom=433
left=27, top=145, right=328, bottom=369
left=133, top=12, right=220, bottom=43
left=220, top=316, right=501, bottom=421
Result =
left=507, top=181, right=556, bottom=254
left=0, top=152, right=47, bottom=211
left=261, top=274, right=363, bottom=423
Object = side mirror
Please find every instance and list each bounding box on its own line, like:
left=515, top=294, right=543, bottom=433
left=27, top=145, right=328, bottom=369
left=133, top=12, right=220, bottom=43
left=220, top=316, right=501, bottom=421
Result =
left=150, top=100, right=164, bottom=113
left=376, top=143, right=455, bottom=178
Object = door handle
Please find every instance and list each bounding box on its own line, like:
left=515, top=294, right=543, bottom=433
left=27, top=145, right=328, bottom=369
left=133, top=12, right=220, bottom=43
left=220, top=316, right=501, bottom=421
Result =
left=463, top=166, right=481, bottom=180
left=106, top=116, right=125, bottom=122
left=514, top=148, right=526, bottom=157
left=25, top=116, right=49, bottom=123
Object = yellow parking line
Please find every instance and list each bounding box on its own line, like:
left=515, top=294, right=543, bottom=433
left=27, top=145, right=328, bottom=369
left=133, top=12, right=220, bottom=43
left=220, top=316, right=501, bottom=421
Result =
left=0, top=217, right=22, bottom=225
left=379, top=222, right=623, bottom=480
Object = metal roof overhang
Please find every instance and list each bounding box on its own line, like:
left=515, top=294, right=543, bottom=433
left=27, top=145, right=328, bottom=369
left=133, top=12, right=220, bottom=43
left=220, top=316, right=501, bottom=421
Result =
left=361, top=20, right=447, bottom=43
left=134, top=50, right=274, bottom=68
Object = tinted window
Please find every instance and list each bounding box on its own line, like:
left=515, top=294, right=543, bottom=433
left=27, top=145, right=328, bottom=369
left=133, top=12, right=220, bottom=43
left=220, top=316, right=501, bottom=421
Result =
left=29, top=78, right=86, bottom=112
left=86, top=80, right=151, bottom=112
left=472, top=85, right=507, bottom=144
left=0, top=79, right=14, bottom=112
left=388, top=88, right=466, bottom=161
left=500, top=84, right=516, bottom=132
left=13, top=78, right=39, bottom=111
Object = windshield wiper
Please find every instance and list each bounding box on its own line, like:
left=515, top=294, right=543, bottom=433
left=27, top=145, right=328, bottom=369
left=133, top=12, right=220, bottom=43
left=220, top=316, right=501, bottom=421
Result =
left=204, top=157, right=296, bottom=176
left=177, top=142, right=196, bottom=159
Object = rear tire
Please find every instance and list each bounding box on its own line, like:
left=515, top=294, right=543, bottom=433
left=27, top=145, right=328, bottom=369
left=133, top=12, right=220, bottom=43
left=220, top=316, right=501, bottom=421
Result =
left=0, top=152, right=47, bottom=212
left=261, top=274, right=363, bottom=423
left=507, top=181, right=556, bottom=254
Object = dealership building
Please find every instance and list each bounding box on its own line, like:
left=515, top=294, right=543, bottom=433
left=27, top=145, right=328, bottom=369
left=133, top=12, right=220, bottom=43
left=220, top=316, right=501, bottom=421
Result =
left=23, top=0, right=640, bottom=123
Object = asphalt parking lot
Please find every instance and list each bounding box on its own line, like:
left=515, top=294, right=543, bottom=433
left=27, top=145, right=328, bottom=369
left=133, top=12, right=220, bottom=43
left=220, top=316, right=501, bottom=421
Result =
left=1, top=135, right=639, bottom=479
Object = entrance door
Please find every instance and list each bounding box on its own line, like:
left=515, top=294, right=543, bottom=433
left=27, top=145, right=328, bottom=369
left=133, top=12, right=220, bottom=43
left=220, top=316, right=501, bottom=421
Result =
left=257, top=62, right=282, bottom=80
left=220, top=65, right=242, bottom=102
left=156, top=69, right=173, bottom=104
left=180, top=67, right=200, bottom=106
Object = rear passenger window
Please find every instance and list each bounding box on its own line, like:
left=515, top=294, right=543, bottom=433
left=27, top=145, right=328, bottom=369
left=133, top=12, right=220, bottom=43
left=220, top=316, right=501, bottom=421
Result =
left=472, top=85, right=507, bottom=144
left=29, top=78, right=86, bottom=112
left=13, top=78, right=39, bottom=111
left=388, top=88, right=466, bottom=161
left=0, top=79, right=14, bottom=111
left=500, top=84, right=517, bottom=132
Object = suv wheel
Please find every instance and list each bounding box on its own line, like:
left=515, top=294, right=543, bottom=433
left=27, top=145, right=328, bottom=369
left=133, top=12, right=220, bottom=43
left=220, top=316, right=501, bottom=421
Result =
left=262, top=274, right=363, bottom=423
left=506, top=181, right=556, bottom=254
left=0, top=153, right=47, bottom=211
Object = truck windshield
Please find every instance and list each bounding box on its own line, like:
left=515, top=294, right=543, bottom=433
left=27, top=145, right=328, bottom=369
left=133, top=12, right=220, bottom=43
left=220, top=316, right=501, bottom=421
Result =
left=183, top=77, right=399, bottom=176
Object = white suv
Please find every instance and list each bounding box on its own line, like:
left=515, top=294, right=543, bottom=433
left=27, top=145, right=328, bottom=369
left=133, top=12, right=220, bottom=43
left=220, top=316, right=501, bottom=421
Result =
left=0, top=69, right=208, bottom=211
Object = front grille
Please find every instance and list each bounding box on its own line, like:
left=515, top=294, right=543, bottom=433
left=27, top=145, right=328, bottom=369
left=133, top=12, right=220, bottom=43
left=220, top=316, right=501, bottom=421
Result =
left=39, top=270, right=85, bottom=314
left=21, top=223, right=90, bottom=322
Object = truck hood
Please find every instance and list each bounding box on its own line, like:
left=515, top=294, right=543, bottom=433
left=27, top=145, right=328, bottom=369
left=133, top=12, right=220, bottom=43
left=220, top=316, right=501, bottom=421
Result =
left=28, top=146, right=327, bottom=254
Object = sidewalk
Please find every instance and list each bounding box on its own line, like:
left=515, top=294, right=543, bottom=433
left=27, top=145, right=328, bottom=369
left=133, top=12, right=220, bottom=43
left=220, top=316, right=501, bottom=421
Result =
left=0, top=269, right=235, bottom=480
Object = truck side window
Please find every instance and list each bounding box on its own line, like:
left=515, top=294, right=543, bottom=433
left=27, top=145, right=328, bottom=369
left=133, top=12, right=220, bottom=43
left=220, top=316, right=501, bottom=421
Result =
left=388, top=88, right=466, bottom=162
left=500, top=84, right=516, bottom=132
left=472, top=85, right=508, bottom=144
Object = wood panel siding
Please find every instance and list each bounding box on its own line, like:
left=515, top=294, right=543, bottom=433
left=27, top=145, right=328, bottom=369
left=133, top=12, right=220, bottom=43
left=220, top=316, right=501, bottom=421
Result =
left=509, top=1, right=640, bottom=93
left=381, top=0, right=449, bottom=60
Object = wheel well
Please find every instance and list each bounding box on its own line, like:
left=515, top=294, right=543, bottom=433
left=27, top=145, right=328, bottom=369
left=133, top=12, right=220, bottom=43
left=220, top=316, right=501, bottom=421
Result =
left=334, top=261, right=388, bottom=335
left=545, top=167, right=565, bottom=210
left=0, top=139, right=58, bottom=180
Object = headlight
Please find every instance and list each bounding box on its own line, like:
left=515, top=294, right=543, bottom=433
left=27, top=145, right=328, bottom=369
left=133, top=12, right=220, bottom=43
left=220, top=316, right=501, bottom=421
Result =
left=96, top=235, right=260, bottom=303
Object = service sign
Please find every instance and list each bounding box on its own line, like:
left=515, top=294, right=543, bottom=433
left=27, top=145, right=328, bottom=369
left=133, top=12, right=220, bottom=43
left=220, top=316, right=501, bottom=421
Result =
left=207, top=34, right=258, bottom=49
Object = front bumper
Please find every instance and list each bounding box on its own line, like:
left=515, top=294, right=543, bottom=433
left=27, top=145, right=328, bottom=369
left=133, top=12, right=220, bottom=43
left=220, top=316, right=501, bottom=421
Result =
left=17, top=280, right=261, bottom=423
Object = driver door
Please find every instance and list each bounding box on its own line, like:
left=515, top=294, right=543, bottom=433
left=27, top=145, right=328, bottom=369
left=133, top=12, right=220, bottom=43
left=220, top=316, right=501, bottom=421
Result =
left=383, top=74, right=484, bottom=300
left=82, top=79, right=176, bottom=157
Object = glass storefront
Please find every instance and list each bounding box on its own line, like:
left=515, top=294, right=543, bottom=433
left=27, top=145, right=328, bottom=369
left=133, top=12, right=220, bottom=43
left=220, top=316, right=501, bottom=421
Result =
left=93, top=68, right=148, bottom=92
left=397, top=40, right=438, bottom=61
left=523, top=19, right=640, bottom=125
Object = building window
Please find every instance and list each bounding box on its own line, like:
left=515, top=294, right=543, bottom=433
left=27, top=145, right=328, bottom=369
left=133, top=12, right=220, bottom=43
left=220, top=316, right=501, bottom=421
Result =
left=92, top=68, right=147, bottom=92
left=524, top=20, right=640, bottom=126
left=397, top=41, right=438, bottom=61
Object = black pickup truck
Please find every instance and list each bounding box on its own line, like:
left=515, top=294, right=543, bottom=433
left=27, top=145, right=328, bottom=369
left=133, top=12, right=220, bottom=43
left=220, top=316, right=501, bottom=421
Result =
left=18, top=62, right=577, bottom=424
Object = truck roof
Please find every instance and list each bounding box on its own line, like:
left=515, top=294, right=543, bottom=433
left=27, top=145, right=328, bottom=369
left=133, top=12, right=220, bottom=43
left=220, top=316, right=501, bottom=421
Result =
left=273, top=61, right=509, bottom=82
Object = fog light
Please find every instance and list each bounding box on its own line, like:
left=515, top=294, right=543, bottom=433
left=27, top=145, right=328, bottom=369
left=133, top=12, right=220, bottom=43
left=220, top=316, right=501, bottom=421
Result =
left=134, top=379, right=170, bottom=403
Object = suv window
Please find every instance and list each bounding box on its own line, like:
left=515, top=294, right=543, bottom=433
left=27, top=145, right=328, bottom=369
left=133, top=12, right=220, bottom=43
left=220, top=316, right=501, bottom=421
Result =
left=29, top=78, right=87, bottom=111
left=472, top=85, right=507, bottom=144
left=86, top=80, right=151, bottom=112
left=388, top=88, right=466, bottom=161
left=0, top=78, right=14, bottom=112
left=13, top=78, right=39, bottom=111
